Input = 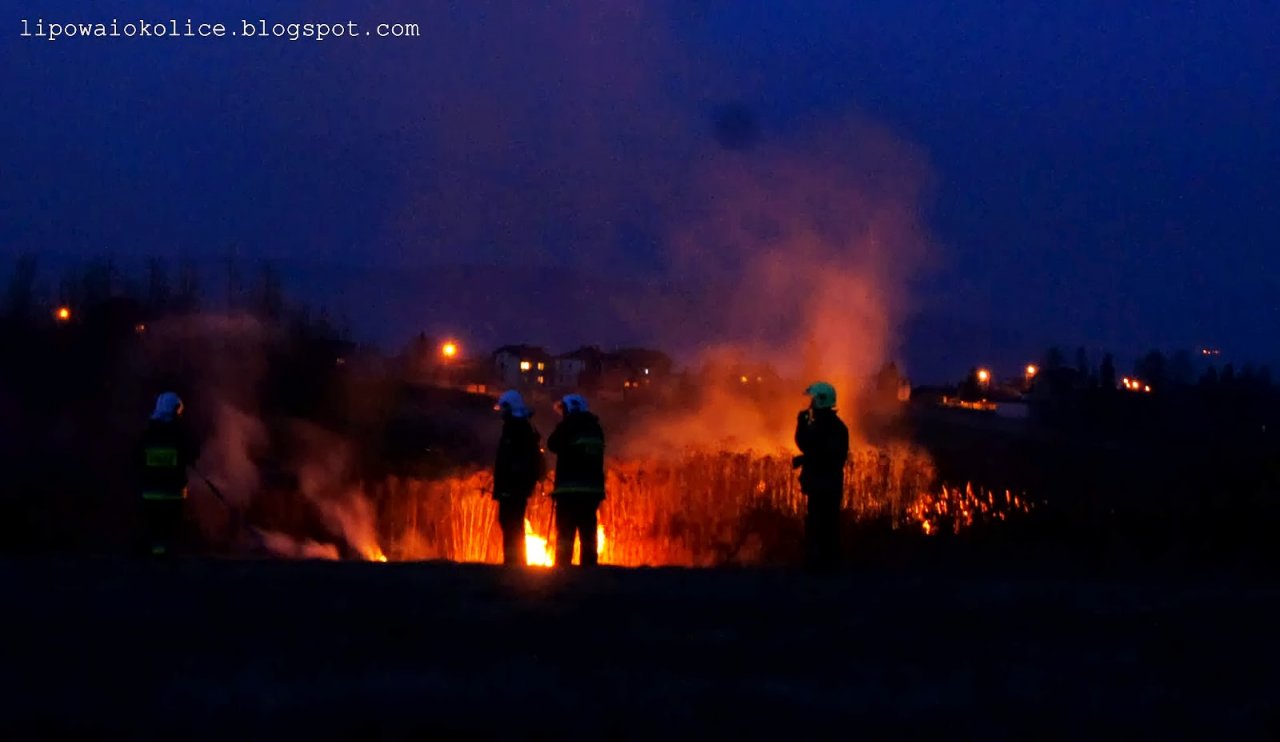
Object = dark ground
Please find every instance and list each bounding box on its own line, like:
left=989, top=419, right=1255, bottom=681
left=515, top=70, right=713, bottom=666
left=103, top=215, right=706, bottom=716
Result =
left=2, top=559, right=1278, bottom=739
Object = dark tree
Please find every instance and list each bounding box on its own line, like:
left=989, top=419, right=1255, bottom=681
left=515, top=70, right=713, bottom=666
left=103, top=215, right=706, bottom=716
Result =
left=224, top=249, right=242, bottom=312
left=872, top=361, right=905, bottom=404
left=1169, top=349, right=1195, bottom=387
left=81, top=256, right=116, bottom=308
left=960, top=367, right=985, bottom=400
left=1199, top=365, right=1219, bottom=387
left=1100, top=353, right=1117, bottom=390
left=5, top=253, right=38, bottom=321
left=1042, top=346, right=1067, bottom=371
left=146, top=257, right=170, bottom=315
left=258, top=261, right=284, bottom=321
left=173, top=261, right=201, bottom=313
left=1136, top=350, right=1168, bottom=390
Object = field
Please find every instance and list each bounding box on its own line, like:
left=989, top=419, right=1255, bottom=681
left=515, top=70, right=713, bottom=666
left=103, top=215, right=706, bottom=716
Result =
left=2, top=557, right=1278, bottom=738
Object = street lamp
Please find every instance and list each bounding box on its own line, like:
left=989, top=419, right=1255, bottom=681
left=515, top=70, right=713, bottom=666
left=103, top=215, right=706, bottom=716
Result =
left=54, top=305, right=72, bottom=323
left=440, top=340, right=459, bottom=360
left=976, top=368, right=991, bottom=384
left=1025, top=364, right=1038, bottom=378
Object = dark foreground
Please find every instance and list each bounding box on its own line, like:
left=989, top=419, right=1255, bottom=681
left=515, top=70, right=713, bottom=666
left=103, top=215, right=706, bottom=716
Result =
left=1, top=558, right=1278, bottom=739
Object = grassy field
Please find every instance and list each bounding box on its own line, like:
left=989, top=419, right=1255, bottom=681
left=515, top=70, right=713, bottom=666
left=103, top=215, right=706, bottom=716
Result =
left=2, top=558, right=1278, bottom=738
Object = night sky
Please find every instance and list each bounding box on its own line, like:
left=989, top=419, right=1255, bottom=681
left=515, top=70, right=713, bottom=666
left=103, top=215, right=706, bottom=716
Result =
left=4, top=1, right=1277, bottom=382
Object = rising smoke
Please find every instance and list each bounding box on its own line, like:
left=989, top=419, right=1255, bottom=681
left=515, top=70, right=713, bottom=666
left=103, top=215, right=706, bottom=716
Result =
left=129, top=4, right=944, bottom=558
left=631, top=118, right=937, bottom=453
left=343, top=4, right=939, bottom=450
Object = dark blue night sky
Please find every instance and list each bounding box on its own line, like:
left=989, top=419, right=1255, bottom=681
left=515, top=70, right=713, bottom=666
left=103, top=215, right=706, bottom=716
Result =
left=3, top=1, right=1277, bottom=382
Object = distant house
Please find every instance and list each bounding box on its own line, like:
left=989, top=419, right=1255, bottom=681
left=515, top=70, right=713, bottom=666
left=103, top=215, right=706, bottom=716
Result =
left=612, top=348, right=675, bottom=380
left=553, top=346, right=675, bottom=396
left=873, top=362, right=912, bottom=403
left=492, top=344, right=553, bottom=389
left=1027, top=366, right=1087, bottom=402
left=554, top=345, right=606, bottom=390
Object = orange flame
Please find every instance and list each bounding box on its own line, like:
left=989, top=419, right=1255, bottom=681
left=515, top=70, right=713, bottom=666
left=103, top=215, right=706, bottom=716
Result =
left=524, top=518, right=553, bottom=567
left=522, top=517, right=605, bottom=566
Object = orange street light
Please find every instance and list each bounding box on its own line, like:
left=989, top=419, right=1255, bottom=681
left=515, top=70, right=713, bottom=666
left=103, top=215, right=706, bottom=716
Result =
left=441, top=340, right=459, bottom=359
left=55, top=305, right=72, bottom=322
left=1025, top=364, right=1038, bottom=377
left=976, top=368, right=991, bottom=384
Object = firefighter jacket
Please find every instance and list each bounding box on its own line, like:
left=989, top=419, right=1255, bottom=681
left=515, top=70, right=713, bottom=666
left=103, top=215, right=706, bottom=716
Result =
left=794, top=408, right=849, bottom=495
left=138, top=419, right=200, bottom=500
left=547, top=411, right=606, bottom=500
left=493, top=416, right=545, bottom=499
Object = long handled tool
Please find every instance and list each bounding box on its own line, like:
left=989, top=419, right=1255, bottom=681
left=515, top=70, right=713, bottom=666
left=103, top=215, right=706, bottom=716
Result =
left=544, top=487, right=558, bottom=567
left=191, top=469, right=266, bottom=551
left=193, top=469, right=230, bottom=507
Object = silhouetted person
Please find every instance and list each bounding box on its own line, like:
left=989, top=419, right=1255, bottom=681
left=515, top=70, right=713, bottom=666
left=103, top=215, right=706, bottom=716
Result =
left=793, top=381, right=849, bottom=571
left=547, top=394, right=605, bottom=567
left=491, top=390, right=545, bottom=566
left=137, top=392, right=199, bottom=556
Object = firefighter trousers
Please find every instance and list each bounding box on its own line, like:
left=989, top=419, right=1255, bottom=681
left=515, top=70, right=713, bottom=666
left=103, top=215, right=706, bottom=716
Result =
left=554, top=495, right=600, bottom=567
left=804, top=489, right=841, bottom=571
left=142, top=498, right=186, bottom=556
left=496, top=495, right=529, bottom=566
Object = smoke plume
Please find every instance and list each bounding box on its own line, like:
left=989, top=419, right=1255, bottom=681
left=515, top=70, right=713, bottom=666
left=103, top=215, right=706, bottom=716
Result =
left=342, top=4, right=939, bottom=449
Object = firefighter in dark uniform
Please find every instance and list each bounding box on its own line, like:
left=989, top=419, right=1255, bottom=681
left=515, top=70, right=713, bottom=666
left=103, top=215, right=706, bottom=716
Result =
left=137, top=392, right=200, bottom=556
left=792, top=381, right=849, bottom=570
left=546, top=394, right=606, bottom=567
left=492, top=390, right=545, bottom=566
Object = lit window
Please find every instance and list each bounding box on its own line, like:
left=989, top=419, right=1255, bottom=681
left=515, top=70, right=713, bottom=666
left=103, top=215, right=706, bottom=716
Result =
left=537, top=375, right=545, bottom=384
left=520, top=361, right=531, bottom=371
left=537, top=362, right=545, bottom=371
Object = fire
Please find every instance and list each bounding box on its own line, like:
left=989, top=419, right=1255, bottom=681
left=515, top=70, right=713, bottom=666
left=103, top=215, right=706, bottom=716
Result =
left=257, top=447, right=1035, bottom=566
left=522, top=518, right=605, bottom=567
left=524, top=518, right=553, bottom=567
left=906, top=484, right=1035, bottom=535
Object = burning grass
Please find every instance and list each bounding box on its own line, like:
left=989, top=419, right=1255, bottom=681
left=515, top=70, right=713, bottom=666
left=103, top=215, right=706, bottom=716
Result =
left=337, top=444, right=1038, bottom=567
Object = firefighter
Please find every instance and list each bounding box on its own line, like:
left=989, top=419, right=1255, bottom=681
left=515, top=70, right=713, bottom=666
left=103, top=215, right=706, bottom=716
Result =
left=492, top=390, right=545, bottom=566
left=546, top=394, right=606, bottom=567
left=792, top=381, right=849, bottom=571
left=137, top=392, right=200, bottom=556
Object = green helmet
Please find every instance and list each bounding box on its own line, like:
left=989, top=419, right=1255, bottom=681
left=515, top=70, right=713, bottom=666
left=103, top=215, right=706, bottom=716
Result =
left=804, top=381, right=837, bottom=410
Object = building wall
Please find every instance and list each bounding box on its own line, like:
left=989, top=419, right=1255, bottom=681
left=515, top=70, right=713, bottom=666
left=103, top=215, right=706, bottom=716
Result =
left=555, top=358, right=585, bottom=389
left=493, top=350, right=549, bottom=389
left=494, top=351, right=521, bottom=387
